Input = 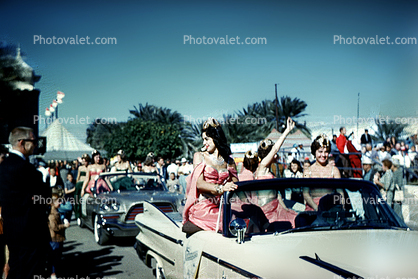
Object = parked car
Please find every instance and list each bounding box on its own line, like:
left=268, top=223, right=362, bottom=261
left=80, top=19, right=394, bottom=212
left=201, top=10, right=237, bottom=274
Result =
left=134, top=178, right=418, bottom=278
left=78, top=171, right=185, bottom=245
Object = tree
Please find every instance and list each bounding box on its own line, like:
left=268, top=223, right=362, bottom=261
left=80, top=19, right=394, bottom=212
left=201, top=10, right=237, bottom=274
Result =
left=130, top=103, right=200, bottom=160
left=372, top=118, right=407, bottom=142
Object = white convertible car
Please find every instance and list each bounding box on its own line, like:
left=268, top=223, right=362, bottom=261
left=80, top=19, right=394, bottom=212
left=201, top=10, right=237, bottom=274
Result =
left=134, top=178, right=418, bottom=278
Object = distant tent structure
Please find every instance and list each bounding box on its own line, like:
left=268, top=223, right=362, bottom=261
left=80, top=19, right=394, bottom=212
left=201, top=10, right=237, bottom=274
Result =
left=265, top=128, right=312, bottom=153
left=41, top=119, right=96, bottom=160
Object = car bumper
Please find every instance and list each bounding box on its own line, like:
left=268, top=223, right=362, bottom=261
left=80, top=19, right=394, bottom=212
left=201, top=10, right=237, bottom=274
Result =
left=98, top=215, right=140, bottom=238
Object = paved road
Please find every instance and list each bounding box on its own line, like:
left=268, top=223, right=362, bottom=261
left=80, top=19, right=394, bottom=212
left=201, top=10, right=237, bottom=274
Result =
left=58, top=219, right=155, bottom=279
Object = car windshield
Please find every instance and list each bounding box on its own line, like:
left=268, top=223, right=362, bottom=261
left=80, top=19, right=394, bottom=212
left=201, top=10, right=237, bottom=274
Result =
left=94, top=173, right=166, bottom=193
left=225, top=179, right=407, bottom=236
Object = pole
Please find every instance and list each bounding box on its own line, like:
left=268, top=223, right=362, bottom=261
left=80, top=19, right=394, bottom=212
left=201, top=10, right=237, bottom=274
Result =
left=357, top=92, right=360, bottom=138
left=275, top=84, right=279, bottom=131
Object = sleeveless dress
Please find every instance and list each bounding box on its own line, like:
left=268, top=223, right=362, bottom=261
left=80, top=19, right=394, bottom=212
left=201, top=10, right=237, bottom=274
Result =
left=86, top=168, right=109, bottom=194
left=304, top=166, right=334, bottom=211
left=183, top=163, right=237, bottom=231
left=74, top=170, right=86, bottom=219
left=238, top=168, right=255, bottom=181
left=255, top=173, right=297, bottom=227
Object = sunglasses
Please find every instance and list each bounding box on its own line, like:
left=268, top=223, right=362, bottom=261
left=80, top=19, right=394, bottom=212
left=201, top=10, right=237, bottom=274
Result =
left=19, top=138, right=37, bottom=144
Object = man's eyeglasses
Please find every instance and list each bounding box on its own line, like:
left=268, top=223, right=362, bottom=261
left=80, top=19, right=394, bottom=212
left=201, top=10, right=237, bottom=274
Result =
left=19, top=138, right=37, bottom=144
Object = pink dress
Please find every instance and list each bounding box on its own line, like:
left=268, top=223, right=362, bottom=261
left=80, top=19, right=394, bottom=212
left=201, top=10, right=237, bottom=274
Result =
left=255, top=173, right=297, bottom=227
left=304, top=166, right=334, bottom=211
left=86, top=168, right=110, bottom=194
left=183, top=163, right=238, bottom=231
left=238, top=168, right=255, bottom=181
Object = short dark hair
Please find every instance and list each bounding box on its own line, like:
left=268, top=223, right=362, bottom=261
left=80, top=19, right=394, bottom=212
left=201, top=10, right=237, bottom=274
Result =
left=257, top=139, right=274, bottom=160
left=243, top=151, right=259, bottom=173
left=311, top=134, right=331, bottom=156
left=339, top=127, right=345, bottom=133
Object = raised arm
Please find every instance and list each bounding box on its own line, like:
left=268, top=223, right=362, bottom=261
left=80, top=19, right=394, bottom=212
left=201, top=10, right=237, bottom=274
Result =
left=259, top=117, right=295, bottom=168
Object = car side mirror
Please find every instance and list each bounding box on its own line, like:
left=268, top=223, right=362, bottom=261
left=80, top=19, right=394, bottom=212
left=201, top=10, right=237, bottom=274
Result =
left=229, top=218, right=247, bottom=244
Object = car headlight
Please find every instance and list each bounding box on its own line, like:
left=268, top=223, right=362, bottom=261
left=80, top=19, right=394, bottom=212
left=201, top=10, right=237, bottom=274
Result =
left=100, top=200, right=120, bottom=212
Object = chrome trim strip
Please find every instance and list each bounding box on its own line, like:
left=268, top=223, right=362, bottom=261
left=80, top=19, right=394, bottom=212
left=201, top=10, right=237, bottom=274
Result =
left=300, top=253, right=364, bottom=279
left=136, top=221, right=183, bottom=246
left=202, top=251, right=262, bottom=279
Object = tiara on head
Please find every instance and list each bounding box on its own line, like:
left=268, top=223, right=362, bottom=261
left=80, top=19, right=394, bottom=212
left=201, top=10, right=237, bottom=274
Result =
left=259, top=139, right=274, bottom=149
left=203, top=117, right=220, bottom=129
left=245, top=150, right=257, bottom=158
left=315, top=134, right=330, bottom=148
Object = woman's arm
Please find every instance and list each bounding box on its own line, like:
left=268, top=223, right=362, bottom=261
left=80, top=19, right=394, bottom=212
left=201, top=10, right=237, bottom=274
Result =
left=303, top=187, right=318, bottom=211
left=259, top=118, right=295, bottom=169
left=80, top=167, right=91, bottom=196
left=196, top=174, right=237, bottom=196
left=333, top=166, right=341, bottom=178
left=76, top=167, right=82, bottom=182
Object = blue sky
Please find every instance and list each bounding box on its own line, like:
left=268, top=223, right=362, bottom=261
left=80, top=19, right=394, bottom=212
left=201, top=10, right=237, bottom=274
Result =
left=1, top=0, right=417, bottom=140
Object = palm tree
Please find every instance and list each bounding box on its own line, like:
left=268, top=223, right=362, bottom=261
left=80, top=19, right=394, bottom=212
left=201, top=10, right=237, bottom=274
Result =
left=372, top=119, right=407, bottom=142
left=238, top=96, right=311, bottom=139
left=130, top=103, right=200, bottom=159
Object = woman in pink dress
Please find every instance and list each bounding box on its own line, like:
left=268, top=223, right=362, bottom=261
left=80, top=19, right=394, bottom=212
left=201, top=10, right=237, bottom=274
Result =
left=183, top=117, right=238, bottom=234
left=238, top=150, right=258, bottom=181
left=303, top=134, right=341, bottom=211
left=80, top=150, right=108, bottom=197
left=254, top=117, right=297, bottom=227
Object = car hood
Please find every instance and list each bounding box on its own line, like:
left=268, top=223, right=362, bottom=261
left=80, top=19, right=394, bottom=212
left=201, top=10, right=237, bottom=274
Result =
left=197, top=229, right=418, bottom=278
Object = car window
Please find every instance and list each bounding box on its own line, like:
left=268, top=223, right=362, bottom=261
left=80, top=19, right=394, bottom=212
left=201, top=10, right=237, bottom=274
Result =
left=227, top=183, right=405, bottom=236
left=95, top=173, right=166, bottom=193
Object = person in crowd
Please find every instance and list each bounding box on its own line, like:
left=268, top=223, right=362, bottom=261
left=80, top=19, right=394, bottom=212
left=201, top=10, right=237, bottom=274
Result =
left=360, top=129, right=372, bottom=146
left=61, top=173, right=76, bottom=221
left=374, top=159, right=394, bottom=206
left=0, top=145, right=8, bottom=164
left=75, top=153, right=89, bottom=224
left=0, top=127, right=51, bottom=278
left=134, top=160, right=143, bottom=172
left=156, top=157, right=166, bottom=180
left=391, top=158, right=404, bottom=220
left=391, top=142, right=401, bottom=156
left=143, top=152, right=157, bottom=173
left=302, top=158, right=311, bottom=171
left=378, top=142, right=392, bottom=163
left=254, top=117, right=296, bottom=226
left=46, top=168, right=65, bottom=194
left=303, top=134, right=341, bottom=211
left=166, top=172, right=182, bottom=193
left=80, top=151, right=108, bottom=215
left=178, top=158, right=192, bottom=194
left=365, top=143, right=378, bottom=162
left=37, top=160, right=49, bottom=183
left=182, top=117, right=238, bottom=235
left=336, top=127, right=351, bottom=178
left=238, top=150, right=258, bottom=181
left=167, top=159, right=179, bottom=178
left=48, top=194, right=70, bottom=279
left=284, top=158, right=303, bottom=178
left=362, top=156, right=376, bottom=182
left=59, top=160, right=69, bottom=181
left=111, top=150, right=133, bottom=172
left=390, top=136, right=397, bottom=150
left=70, top=162, right=78, bottom=181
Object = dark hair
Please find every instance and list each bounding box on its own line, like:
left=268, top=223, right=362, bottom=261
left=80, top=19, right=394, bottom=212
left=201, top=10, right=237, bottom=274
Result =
left=202, top=118, right=231, bottom=162
left=382, top=159, right=392, bottom=169
left=257, top=139, right=274, bottom=160
left=243, top=150, right=259, bottom=173
left=311, top=134, right=331, bottom=156
left=81, top=153, right=91, bottom=163
left=289, top=158, right=302, bottom=174
left=144, top=156, right=154, bottom=166
left=339, top=127, right=345, bottom=133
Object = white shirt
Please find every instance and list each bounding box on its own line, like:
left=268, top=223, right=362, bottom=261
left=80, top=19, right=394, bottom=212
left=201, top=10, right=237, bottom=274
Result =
left=49, top=176, right=57, bottom=187
left=167, top=163, right=179, bottom=177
